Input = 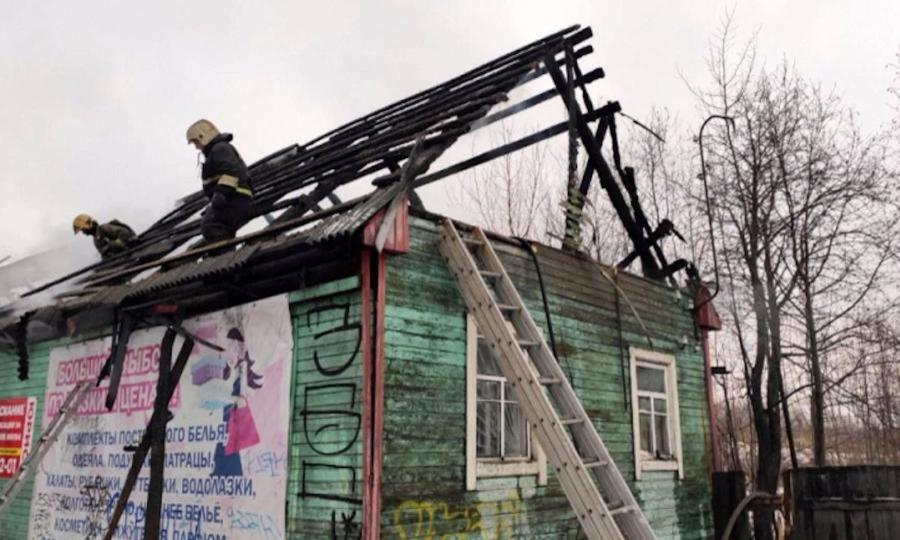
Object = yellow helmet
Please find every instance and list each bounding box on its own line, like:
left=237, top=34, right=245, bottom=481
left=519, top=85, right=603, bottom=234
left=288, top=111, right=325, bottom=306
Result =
left=73, top=214, right=96, bottom=234
left=185, top=119, right=220, bottom=147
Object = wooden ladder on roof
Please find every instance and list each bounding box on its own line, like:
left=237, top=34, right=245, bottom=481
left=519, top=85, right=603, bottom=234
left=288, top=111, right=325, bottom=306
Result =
left=438, top=219, right=657, bottom=540
left=0, top=380, right=92, bottom=518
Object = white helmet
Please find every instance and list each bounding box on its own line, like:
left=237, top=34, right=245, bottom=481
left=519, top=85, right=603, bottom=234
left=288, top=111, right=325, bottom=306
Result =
left=185, top=119, right=220, bottom=147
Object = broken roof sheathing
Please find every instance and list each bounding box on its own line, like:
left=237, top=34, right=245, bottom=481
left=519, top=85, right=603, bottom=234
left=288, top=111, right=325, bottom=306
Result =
left=5, top=24, right=619, bottom=346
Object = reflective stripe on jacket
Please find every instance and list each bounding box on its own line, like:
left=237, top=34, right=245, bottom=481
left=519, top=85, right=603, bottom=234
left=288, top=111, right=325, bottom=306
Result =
left=201, top=133, right=253, bottom=199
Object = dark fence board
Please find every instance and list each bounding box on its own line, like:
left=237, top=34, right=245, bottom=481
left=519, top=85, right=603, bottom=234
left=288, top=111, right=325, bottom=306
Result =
left=789, top=466, right=900, bottom=540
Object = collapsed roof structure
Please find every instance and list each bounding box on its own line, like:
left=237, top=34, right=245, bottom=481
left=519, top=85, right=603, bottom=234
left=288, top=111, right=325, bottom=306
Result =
left=4, top=23, right=696, bottom=372
left=0, top=25, right=730, bottom=540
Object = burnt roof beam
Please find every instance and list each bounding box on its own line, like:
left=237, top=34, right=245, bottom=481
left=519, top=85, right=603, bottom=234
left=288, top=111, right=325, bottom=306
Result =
left=92, top=38, right=593, bottom=276
left=542, top=51, right=662, bottom=278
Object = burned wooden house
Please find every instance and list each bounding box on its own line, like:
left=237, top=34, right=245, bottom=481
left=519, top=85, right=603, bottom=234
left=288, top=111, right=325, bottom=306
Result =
left=0, top=25, right=721, bottom=539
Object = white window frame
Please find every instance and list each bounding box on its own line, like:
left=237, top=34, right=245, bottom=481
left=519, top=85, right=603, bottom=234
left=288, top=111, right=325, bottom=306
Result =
left=466, top=314, right=547, bottom=490
left=630, top=347, right=683, bottom=480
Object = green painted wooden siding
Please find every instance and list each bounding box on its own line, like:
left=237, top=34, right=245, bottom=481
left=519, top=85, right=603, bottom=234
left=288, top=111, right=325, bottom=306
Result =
left=287, top=276, right=366, bottom=538
left=380, top=216, right=713, bottom=540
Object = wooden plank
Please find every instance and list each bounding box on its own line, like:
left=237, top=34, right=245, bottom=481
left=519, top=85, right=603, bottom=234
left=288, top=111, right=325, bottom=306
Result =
left=143, top=328, right=175, bottom=540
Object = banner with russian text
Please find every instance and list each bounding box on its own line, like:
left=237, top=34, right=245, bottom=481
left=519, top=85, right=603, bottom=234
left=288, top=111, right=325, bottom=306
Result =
left=0, top=396, right=37, bottom=478
left=28, top=295, right=292, bottom=540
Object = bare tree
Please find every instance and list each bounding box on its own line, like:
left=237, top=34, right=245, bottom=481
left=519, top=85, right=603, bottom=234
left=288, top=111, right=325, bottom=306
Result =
left=453, top=123, right=560, bottom=242
left=774, top=75, right=896, bottom=465
left=687, top=18, right=899, bottom=538
left=687, top=15, right=792, bottom=538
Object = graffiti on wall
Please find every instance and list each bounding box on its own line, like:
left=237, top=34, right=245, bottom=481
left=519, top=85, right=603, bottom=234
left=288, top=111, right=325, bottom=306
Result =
left=298, top=303, right=363, bottom=539
left=391, top=491, right=525, bottom=540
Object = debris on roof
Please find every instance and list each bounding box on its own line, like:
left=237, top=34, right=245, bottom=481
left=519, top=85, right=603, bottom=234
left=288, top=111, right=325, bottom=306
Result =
left=4, top=24, right=694, bottom=352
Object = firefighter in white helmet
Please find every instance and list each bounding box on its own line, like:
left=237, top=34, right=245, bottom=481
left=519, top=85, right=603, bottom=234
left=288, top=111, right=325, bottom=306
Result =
left=73, top=214, right=137, bottom=259
left=186, top=119, right=254, bottom=243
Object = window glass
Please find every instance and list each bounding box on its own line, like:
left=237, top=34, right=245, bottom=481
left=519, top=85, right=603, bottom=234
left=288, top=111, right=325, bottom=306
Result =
left=477, top=344, right=501, bottom=376
left=476, top=339, right=529, bottom=460
left=636, top=365, right=666, bottom=393
left=468, top=316, right=545, bottom=488
left=477, top=379, right=501, bottom=400
left=638, top=396, right=652, bottom=412
left=639, top=412, right=653, bottom=453
left=631, top=353, right=682, bottom=476
left=654, top=397, right=667, bottom=414
left=655, top=414, right=670, bottom=456
left=504, top=402, right=528, bottom=457
left=477, top=399, right=501, bottom=457
left=634, top=358, right=679, bottom=466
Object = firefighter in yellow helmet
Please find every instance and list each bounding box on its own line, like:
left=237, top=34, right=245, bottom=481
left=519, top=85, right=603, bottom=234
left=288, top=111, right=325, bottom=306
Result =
left=186, top=119, right=254, bottom=243
left=72, top=214, right=137, bottom=259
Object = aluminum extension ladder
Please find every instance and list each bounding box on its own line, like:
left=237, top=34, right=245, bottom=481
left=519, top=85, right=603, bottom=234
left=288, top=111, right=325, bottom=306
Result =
left=438, top=220, right=657, bottom=540
left=0, top=380, right=92, bottom=517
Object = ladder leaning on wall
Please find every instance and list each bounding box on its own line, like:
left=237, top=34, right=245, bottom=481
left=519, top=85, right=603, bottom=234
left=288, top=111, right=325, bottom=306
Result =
left=0, top=380, right=92, bottom=517
left=438, top=219, right=657, bottom=540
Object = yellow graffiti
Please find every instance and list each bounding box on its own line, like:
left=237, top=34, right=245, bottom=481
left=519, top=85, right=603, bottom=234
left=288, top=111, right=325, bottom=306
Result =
left=392, top=491, right=524, bottom=540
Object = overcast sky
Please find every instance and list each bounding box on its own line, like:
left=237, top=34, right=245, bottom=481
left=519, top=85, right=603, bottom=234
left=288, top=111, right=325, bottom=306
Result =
left=1, top=0, right=897, bottom=263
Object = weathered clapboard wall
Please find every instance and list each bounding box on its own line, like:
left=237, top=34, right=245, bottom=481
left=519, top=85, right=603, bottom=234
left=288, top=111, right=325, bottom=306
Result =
left=381, top=215, right=713, bottom=539
left=788, top=466, right=900, bottom=540
left=287, top=277, right=366, bottom=538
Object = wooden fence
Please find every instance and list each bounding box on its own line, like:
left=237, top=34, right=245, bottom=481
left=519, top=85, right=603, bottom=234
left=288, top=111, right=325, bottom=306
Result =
left=787, top=466, right=900, bottom=539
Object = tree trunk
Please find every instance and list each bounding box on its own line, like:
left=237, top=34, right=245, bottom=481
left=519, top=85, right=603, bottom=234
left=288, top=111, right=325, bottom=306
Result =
left=749, top=269, right=780, bottom=540
left=803, top=276, right=826, bottom=466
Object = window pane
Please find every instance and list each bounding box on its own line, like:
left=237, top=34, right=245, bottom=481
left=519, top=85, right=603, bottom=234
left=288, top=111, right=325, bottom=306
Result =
left=638, top=396, right=652, bottom=412
left=654, top=397, right=667, bottom=414
left=477, top=400, right=501, bottom=457
left=477, top=380, right=501, bottom=400
left=655, top=414, right=671, bottom=456
left=477, top=344, right=501, bottom=376
left=503, top=402, right=529, bottom=458
left=636, top=365, right=666, bottom=393
left=639, top=412, right=653, bottom=453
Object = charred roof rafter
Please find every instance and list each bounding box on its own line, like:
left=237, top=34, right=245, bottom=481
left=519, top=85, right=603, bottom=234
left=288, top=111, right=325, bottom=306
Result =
left=7, top=24, right=693, bottom=346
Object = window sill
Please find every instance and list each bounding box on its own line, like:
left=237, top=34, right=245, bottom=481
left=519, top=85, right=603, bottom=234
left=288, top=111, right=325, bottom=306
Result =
left=476, top=460, right=542, bottom=478
left=639, top=460, right=680, bottom=472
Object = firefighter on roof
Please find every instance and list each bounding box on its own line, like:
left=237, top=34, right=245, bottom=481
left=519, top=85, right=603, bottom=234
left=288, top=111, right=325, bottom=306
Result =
left=186, top=119, right=254, bottom=243
left=72, top=214, right=137, bottom=259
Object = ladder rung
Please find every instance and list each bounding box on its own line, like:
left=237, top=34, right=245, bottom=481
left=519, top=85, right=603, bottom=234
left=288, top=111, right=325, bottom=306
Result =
left=608, top=503, right=635, bottom=516
left=559, top=416, right=584, bottom=426
left=496, top=304, right=520, bottom=312
left=477, top=334, right=539, bottom=349
left=464, top=237, right=483, bottom=247
left=583, top=458, right=608, bottom=469
left=539, top=376, right=561, bottom=385
left=480, top=270, right=502, bottom=279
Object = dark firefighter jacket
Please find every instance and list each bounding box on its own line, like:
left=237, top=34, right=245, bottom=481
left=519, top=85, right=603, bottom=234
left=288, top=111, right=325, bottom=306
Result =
left=93, top=220, right=136, bottom=259
left=200, top=133, right=253, bottom=201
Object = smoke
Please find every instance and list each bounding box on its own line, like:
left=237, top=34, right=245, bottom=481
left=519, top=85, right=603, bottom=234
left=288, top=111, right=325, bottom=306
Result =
left=0, top=244, right=98, bottom=344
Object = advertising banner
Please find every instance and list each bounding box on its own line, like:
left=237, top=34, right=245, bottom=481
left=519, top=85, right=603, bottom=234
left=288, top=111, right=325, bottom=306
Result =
left=28, top=295, right=292, bottom=540
left=0, top=396, right=37, bottom=478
